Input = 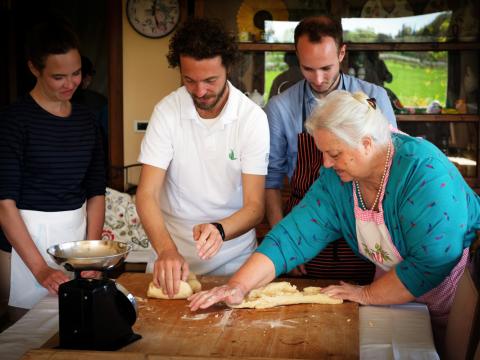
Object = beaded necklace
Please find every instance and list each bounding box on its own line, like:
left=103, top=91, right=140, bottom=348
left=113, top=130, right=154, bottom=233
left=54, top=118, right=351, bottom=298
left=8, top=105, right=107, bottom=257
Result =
left=354, top=142, right=392, bottom=211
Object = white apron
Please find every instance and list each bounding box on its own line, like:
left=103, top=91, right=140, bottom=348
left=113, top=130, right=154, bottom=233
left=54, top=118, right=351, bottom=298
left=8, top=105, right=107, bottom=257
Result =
left=9, top=204, right=86, bottom=309
left=354, top=145, right=469, bottom=325
left=145, top=216, right=256, bottom=276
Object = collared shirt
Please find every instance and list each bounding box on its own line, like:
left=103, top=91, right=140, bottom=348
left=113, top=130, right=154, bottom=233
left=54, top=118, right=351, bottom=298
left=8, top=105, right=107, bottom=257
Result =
left=264, top=74, right=397, bottom=189
left=138, top=81, right=270, bottom=274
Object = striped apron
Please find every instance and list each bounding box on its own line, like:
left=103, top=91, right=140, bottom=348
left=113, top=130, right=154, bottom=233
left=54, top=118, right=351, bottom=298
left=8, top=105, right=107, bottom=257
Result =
left=284, top=82, right=375, bottom=284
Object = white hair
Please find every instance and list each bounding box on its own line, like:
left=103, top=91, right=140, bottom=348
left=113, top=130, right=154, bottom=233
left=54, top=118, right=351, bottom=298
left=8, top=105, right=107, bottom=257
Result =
left=305, top=90, right=391, bottom=148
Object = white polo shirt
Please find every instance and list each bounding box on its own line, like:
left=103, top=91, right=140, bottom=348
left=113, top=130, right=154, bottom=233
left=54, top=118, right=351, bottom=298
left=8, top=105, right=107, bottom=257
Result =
left=138, top=81, right=269, bottom=275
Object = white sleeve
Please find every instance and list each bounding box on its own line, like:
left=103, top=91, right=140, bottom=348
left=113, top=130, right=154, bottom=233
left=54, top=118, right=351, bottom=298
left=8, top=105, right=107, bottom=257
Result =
left=137, top=98, right=176, bottom=170
left=240, top=107, right=270, bottom=175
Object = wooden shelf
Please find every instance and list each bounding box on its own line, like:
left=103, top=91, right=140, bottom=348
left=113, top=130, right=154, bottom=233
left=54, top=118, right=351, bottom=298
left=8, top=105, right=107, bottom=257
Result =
left=238, top=43, right=295, bottom=51
left=238, top=42, right=480, bottom=52
left=396, top=114, right=480, bottom=122
left=347, top=42, right=480, bottom=51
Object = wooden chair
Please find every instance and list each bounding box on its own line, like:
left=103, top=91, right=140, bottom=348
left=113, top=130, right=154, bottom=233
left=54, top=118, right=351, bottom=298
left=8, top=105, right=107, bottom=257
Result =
left=124, top=163, right=142, bottom=194
left=444, top=247, right=480, bottom=360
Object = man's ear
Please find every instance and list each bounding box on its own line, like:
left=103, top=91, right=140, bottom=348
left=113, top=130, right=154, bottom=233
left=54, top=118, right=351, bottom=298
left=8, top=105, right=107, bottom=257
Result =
left=338, top=44, right=346, bottom=63
left=27, top=61, right=40, bottom=78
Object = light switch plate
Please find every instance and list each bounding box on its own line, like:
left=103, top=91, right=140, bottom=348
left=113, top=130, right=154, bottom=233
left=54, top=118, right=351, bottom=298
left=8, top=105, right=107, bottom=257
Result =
left=135, top=121, right=148, bottom=132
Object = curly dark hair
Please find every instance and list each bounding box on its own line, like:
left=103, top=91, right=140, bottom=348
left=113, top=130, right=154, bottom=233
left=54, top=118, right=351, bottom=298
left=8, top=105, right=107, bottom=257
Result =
left=294, top=15, right=343, bottom=51
left=167, top=18, right=238, bottom=69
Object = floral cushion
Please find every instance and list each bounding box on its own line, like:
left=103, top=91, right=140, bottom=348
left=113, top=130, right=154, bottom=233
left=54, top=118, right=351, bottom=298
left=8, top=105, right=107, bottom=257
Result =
left=102, top=187, right=150, bottom=251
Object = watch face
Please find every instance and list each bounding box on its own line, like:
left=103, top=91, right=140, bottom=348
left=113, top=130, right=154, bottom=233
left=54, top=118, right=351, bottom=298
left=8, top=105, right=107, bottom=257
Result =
left=127, top=0, right=180, bottom=38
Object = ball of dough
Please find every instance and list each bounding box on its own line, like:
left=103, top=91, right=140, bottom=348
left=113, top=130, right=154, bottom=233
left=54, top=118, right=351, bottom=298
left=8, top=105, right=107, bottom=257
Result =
left=146, top=273, right=202, bottom=299
left=147, top=281, right=193, bottom=299
left=187, top=273, right=202, bottom=293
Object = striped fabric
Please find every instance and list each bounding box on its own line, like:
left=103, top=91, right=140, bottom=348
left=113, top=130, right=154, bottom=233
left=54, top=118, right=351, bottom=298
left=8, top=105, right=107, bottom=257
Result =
left=286, top=133, right=375, bottom=285
left=0, top=95, right=106, bottom=251
left=284, top=133, right=323, bottom=213
left=303, top=242, right=375, bottom=285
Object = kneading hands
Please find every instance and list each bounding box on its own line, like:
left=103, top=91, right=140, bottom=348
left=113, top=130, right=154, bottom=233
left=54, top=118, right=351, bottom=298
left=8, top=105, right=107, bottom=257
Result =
left=188, top=256, right=415, bottom=311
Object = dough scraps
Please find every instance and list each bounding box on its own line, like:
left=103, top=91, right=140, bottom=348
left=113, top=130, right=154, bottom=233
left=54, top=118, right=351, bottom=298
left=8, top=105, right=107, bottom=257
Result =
left=147, top=272, right=202, bottom=299
left=230, top=281, right=342, bottom=309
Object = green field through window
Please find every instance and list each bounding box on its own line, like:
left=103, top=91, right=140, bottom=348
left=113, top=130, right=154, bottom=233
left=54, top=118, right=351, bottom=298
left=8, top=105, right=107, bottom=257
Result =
left=384, top=52, right=448, bottom=108
left=264, top=51, right=448, bottom=108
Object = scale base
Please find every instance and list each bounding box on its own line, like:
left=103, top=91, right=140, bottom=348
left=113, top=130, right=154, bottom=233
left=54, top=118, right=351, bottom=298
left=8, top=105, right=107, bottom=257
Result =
left=58, top=278, right=141, bottom=351
left=58, top=332, right=142, bottom=351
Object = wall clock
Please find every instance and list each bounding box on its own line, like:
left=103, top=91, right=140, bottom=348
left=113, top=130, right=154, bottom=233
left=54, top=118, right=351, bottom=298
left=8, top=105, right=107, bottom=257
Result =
left=126, top=0, right=180, bottom=39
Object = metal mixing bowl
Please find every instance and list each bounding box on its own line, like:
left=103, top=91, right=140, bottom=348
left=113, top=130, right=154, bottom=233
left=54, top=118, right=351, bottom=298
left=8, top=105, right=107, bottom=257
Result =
left=47, top=240, right=132, bottom=271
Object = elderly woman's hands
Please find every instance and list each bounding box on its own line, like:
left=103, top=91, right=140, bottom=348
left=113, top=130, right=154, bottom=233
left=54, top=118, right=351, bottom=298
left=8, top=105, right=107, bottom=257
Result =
left=321, top=281, right=370, bottom=305
left=188, top=282, right=247, bottom=311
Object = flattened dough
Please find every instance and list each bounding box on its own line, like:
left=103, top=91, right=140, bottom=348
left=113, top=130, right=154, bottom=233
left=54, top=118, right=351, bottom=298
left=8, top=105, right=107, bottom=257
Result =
left=147, top=273, right=202, bottom=299
left=230, top=281, right=342, bottom=309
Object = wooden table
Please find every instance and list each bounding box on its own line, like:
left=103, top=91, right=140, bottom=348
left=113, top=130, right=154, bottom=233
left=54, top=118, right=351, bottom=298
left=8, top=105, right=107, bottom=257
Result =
left=25, top=273, right=358, bottom=359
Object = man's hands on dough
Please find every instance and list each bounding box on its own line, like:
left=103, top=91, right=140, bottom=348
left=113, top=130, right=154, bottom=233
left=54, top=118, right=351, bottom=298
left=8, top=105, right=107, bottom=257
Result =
left=193, top=223, right=223, bottom=260
left=188, top=282, right=246, bottom=311
left=153, top=248, right=189, bottom=299
left=320, top=281, right=368, bottom=304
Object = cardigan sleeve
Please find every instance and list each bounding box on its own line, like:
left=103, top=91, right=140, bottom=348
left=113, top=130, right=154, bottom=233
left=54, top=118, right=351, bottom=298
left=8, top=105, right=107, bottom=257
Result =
left=394, top=154, right=477, bottom=297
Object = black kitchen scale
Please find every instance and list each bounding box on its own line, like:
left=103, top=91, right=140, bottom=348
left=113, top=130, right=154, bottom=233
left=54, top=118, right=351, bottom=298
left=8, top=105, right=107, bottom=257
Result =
left=47, top=240, right=142, bottom=351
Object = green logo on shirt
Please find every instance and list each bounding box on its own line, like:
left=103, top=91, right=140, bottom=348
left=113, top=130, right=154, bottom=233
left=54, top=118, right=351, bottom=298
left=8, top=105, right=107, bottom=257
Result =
left=229, top=149, right=237, bottom=160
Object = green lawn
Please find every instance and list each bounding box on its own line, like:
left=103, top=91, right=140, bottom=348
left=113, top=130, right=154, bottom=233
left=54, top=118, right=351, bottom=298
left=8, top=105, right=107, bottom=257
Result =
left=384, top=60, right=447, bottom=107
left=264, top=60, right=447, bottom=108
left=264, top=70, right=282, bottom=102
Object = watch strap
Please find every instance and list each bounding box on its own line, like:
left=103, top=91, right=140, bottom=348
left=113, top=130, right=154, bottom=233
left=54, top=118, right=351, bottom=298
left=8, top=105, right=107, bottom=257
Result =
left=210, top=222, right=225, bottom=241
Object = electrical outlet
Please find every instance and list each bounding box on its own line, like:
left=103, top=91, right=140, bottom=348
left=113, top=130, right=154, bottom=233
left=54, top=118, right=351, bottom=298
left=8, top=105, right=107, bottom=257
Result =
left=135, top=121, right=148, bottom=132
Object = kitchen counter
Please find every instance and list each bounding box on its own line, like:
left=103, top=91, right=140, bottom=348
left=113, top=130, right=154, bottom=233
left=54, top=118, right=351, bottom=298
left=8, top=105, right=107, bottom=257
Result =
left=41, top=273, right=358, bottom=359
left=121, top=273, right=358, bottom=358
left=0, top=273, right=439, bottom=359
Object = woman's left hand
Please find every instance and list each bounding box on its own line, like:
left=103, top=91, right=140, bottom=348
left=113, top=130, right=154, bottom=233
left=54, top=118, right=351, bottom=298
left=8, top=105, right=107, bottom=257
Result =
left=320, top=281, right=369, bottom=305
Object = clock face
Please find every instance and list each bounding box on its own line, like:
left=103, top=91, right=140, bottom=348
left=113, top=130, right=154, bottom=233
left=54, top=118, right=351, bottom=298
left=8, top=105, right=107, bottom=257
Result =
left=127, top=0, right=180, bottom=38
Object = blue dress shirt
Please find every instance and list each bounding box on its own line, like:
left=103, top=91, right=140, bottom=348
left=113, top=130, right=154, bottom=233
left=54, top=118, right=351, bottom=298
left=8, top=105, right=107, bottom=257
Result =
left=264, top=74, right=397, bottom=189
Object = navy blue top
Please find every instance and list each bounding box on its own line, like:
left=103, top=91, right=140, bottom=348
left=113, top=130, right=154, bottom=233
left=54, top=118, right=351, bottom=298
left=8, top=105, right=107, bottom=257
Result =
left=0, top=94, right=106, bottom=251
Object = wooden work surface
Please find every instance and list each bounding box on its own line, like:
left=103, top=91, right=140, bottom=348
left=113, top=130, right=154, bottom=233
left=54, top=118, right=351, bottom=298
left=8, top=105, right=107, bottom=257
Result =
left=31, top=272, right=358, bottom=359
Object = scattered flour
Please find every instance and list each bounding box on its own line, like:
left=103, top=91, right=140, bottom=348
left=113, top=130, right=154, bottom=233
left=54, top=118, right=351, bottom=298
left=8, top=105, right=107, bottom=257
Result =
left=249, top=319, right=296, bottom=329
left=215, top=310, right=233, bottom=328
left=181, top=313, right=210, bottom=320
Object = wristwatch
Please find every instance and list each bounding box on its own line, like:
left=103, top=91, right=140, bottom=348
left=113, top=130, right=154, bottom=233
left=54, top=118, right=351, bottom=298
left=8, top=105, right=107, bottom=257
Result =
left=210, top=222, right=226, bottom=241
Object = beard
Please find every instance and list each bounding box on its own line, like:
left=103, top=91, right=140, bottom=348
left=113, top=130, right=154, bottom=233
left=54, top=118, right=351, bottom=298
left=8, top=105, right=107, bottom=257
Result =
left=192, top=81, right=228, bottom=111
left=310, top=71, right=341, bottom=97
